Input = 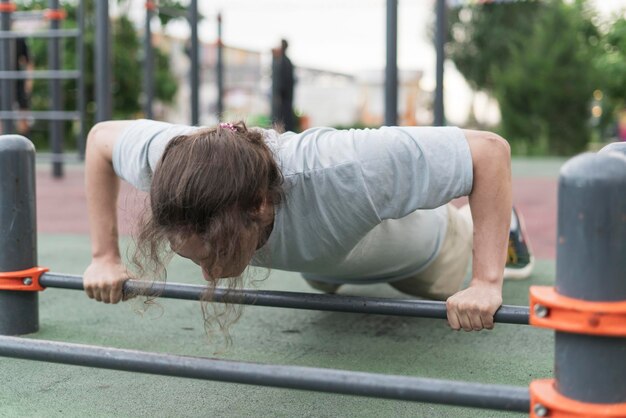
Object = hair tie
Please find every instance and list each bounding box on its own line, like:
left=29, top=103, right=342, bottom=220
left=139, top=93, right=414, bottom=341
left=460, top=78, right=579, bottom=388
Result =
left=219, top=122, right=237, bottom=132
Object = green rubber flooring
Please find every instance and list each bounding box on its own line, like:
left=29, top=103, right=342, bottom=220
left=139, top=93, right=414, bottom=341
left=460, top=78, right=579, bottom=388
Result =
left=510, top=157, right=567, bottom=178
left=0, top=234, right=555, bottom=417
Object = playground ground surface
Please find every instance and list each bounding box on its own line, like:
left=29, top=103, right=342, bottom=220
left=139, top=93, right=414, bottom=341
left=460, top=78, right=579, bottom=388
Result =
left=1, top=157, right=566, bottom=417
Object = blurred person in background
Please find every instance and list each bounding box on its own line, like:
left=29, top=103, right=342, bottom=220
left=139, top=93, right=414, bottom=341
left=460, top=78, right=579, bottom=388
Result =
left=0, top=38, right=32, bottom=135
left=271, top=39, right=296, bottom=131
left=15, top=37, right=34, bottom=135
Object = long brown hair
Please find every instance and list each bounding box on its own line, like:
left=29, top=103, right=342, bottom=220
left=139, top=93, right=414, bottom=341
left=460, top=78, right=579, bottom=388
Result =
left=132, top=121, right=283, bottom=348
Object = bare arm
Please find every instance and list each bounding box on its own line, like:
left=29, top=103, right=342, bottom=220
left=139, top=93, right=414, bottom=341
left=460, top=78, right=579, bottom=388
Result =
left=446, top=130, right=512, bottom=331
left=84, top=120, right=134, bottom=303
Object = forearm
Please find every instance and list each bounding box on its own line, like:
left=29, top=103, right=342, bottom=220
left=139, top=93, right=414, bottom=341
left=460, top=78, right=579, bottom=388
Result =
left=445, top=130, right=511, bottom=331
left=85, top=125, right=121, bottom=262
left=467, top=133, right=512, bottom=288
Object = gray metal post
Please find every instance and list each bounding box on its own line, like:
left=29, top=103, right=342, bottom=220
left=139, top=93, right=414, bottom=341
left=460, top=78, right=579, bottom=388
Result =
left=599, top=141, right=626, bottom=158
left=216, top=13, right=224, bottom=120
left=0, top=0, right=14, bottom=133
left=434, top=0, right=446, bottom=126
left=143, top=1, right=154, bottom=119
left=189, top=0, right=199, bottom=125
left=555, top=151, right=626, bottom=403
left=0, top=135, right=38, bottom=335
left=384, top=0, right=397, bottom=126
left=95, top=0, right=111, bottom=122
left=48, top=0, right=63, bottom=178
left=77, top=0, right=86, bottom=159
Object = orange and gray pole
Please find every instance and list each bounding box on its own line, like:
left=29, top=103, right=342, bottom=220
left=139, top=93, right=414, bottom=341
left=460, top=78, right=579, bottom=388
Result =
left=0, top=135, right=39, bottom=335
left=599, top=141, right=626, bottom=158
left=530, top=145, right=626, bottom=416
left=554, top=149, right=626, bottom=404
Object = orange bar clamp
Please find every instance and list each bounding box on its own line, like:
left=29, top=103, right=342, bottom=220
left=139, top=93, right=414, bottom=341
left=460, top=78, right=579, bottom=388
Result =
left=530, top=380, right=626, bottom=418
left=0, top=267, right=48, bottom=291
left=529, top=286, right=626, bottom=337
left=0, top=2, right=16, bottom=13
left=529, top=286, right=626, bottom=417
left=43, top=8, right=67, bottom=21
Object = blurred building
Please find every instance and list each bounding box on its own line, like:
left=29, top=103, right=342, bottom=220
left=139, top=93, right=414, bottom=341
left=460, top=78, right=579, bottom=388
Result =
left=151, top=33, right=265, bottom=125
left=294, top=68, right=359, bottom=128
left=355, top=70, right=430, bottom=127
left=153, top=34, right=430, bottom=128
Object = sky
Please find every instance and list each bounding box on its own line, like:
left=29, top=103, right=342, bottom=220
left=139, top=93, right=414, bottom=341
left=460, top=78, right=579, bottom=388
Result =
left=118, top=0, right=626, bottom=124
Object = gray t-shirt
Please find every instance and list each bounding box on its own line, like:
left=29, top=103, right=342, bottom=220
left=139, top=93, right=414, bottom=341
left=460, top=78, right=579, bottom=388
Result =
left=113, top=120, right=473, bottom=283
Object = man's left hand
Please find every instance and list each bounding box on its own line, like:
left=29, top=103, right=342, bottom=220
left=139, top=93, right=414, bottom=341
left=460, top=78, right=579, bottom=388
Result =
left=446, top=282, right=503, bottom=331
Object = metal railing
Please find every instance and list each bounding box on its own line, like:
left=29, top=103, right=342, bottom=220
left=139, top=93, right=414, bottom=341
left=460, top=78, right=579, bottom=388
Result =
left=0, top=0, right=85, bottom=178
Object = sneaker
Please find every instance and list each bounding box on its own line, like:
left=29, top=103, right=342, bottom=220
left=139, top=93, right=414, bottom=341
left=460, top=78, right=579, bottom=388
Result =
left=504, top=207, right=534, bottom=280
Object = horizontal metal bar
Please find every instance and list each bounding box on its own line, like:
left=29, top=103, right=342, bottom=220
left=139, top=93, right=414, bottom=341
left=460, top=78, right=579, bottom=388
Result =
left=0, top=70, right=79, bottom=80
left=40, top=273, right=530, bottom=325
left=36, top=152, right=83, bottom=163
left=0, top=29, right=79, bottom=39
left=0, top=110, right=80, bottom=120
left=10, top=11, right=46, bottom=21
left=0, top=335, right=531, bottom=412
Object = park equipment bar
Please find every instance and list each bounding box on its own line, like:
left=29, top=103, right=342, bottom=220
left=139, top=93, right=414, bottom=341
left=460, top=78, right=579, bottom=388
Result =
left=0, top=0, right=14, bottom=133
left=48, top=0, right=63, bottom=178
left=0, top=335, right=531, bottom=412
left=143, top=1, right=154, bottom=119
left=551, top=146, right=626, bottom=405
left=384, top=0, right=397, bottom=126
left=95, top=0, right=111, bottom=122
left=0, top=110, right=80, bottom=120
left=0, top=70, right=80, bottom=79
left=39, top=272, right=530, bottom=325
left=190, top=0, right=199, bottom=125
left=11, top=10, right=46, bottom=21
left=0, top=136, right=38, bottom=335
left=216, top=13, right=224, bottom=119
left=30, top=151, right=81, bottom=163
left=0, top=29, right=79, bottom=39
left=434, top=0, right=446, bottom=126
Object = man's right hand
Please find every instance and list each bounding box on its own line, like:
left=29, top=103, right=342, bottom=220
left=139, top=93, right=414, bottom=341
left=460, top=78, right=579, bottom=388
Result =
left=83, top=258, right=131, bottom=304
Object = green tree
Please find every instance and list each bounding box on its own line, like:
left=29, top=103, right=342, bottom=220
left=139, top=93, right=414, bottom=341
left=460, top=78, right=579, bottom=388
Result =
left=153, top=0, right=190, bottom=26
left=19, top=0, right=178, bottom=150
left=447, top=0, right=600, bottom=155
left=447, top=1, right=544, bottom=92
left=594, top=17, right=626, bottom=135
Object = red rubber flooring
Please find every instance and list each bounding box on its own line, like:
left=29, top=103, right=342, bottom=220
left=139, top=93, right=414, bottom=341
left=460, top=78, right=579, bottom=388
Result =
left=36, top=166, right=558, bottom=259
